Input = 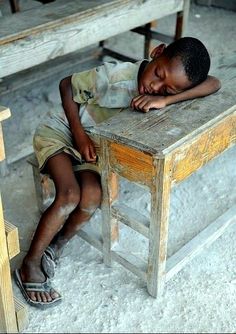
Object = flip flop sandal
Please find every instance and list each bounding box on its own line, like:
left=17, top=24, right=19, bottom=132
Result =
left=41, top=246, right=58, bottom=279
left=14, top=269, right=62, bottom=309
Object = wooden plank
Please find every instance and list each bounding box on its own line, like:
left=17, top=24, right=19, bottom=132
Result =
left=0, top=0, right=184, bottom=77
left=147, top=157, right=172, bottom=298
left=0, top=124, right=5, bottom=162
left=9, top=0, right=20, bottom=13
left=109, top=141, right=154, bottom=187
left=0, top=0, right=184, bottom=43
left=0, top=48, right=101, bottom=96
left=171, top=111, right=236, bottom=184
left=100, top=139, right=119, bottom=266
left=0, top=106, right=11, bottom=122
left=0, top=106, right=11, bottom=162
left=4, top=220, right=20, bottom=260
left=0, top=160, right=9, bottom=178
left=165, top=205, right=236, bottom=282
left=111, top=244, right=147, bottom=281
left=112, top=203, right=149, bottom=238
left=175, top=0, right=190, bottom=40
left=0, top=195, right=18, bottom=333
left=14, top=297, right=28, bottom=333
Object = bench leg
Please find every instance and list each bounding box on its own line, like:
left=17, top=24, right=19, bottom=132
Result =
left=144, top=21, right=158, bottom=59
left=100, top=140, right=119, bottom=266
left=0, top=160, right=9, bottom=177
left=32, top=165, right=54, bottom=213
left=9, top=0, right=20, bottom=13
left=175, top=0, right=190, bottom=40
left=147, top=158, right=171, bottom=298
left=0, top=194, right=18, bottom=333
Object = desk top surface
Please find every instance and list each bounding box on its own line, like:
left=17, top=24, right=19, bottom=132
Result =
left=89, top=53, right=236, bottom=156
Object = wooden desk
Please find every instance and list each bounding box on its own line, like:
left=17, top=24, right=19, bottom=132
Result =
left=0, top=106, right=28, bottom=333
left=28, top=53, right=236, bottom=298
left=85, top=53, right=236, bottom=297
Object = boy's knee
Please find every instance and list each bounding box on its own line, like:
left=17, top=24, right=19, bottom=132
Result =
left=57, top=186, right=80, bottom=212
left=80, top=184, right=102, bottom=215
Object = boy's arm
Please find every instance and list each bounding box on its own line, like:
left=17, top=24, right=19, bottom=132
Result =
left=59, top=76, right=96, bottom=162
left=131, top=75, right=221, bottom=112
left=165, top=75, right=221, bottom=106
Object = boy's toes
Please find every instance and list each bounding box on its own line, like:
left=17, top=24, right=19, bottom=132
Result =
left=28, top=291, right=37, bottom=301
left=40, top=292, right=51, bottom=303
left=51, top=289, right=60, bottom=299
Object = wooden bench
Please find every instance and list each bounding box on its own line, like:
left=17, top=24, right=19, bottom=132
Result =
left=0, top=0, right=190, bottom=79
left=0, top=106, right=28, bottom=333
left=28, top=53, right=236, bottom=297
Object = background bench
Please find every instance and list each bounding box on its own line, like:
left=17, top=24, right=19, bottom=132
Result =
left=0, top=0, right=190, bottom=78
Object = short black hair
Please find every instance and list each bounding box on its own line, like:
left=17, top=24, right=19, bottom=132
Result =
left=163, top=37, right=210, bottom=87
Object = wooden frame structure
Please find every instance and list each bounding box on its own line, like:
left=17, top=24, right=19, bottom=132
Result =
left=0, top=106, right=28, bottom=333
left=87, top=54, right=236, bottom=297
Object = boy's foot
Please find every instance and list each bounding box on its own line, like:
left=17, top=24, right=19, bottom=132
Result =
left=14, top=260, right=61, bottom=308
left=14, top=269, right=62, bottom=308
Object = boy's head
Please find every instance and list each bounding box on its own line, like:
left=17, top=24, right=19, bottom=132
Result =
left=138, top=37, right=210, bottom=96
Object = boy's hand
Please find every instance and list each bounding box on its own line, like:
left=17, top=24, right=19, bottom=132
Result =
left=73, top=132, right=97, bottom=162
left=130, top=95, right=167, bottom=113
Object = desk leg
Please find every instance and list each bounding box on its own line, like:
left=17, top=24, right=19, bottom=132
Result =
left=147, top=158, right=171, bottom=298
left=0, top=194, right=18, bottom=333
left=100, top=140, right=119, bottom=266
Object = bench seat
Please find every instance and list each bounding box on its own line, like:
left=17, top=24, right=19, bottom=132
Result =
left=0, top=0, right=189, bottom=78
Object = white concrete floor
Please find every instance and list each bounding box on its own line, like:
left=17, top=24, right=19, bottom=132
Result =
left=1, top=1, right=236, bottom=333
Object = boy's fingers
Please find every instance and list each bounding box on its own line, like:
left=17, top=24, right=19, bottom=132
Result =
left=132, top=96, right=147, bottom=110
left=132, top=95, right=145, bottom=102
left=135, top=97, right=150, bottom=110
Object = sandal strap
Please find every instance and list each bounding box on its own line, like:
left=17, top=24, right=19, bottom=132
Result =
left=23, top=279, right=52, bottom=292
left=45, top=246, right=56, bottom=261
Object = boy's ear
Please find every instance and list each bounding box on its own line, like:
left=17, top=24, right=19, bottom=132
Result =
left=150, top=43, right=166, bottom=59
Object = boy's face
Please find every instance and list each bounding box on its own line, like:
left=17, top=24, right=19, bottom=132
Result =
left=139, top=51, right=192, bottom=96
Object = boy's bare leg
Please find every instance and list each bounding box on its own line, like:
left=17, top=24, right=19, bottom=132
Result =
left=20, top=152, right=81, bottom=303
left=48, top=170, right=102, bottom=257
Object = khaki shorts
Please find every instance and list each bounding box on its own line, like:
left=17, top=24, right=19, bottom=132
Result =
left=33, top=121, right=100, bottom=175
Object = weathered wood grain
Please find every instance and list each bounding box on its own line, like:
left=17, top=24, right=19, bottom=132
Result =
left=0, top=106, right=11, bottom=162
left=0, top=0, right=186, bottom=77
left=0, top=105, right=27, bottom=332
left=108, top=141, right=154, bottom=187
left=0, top=124, right=5, bottom=162
left=0, top=106, right=11, bottom=122
left=4, top=220, right=20, bottom=260
left=171, top=110, right=236, bottom=184
left=112, top=202, right=149, bottom=237
left=147, top=157, right=172, bottom=297
left=0, top=195, right=18, bottom=333
left=14, top=297, right=29, bottom=333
